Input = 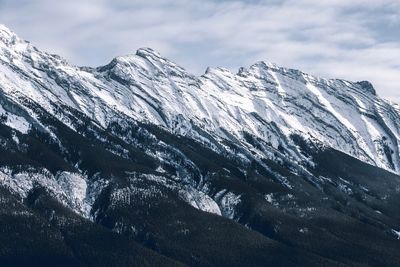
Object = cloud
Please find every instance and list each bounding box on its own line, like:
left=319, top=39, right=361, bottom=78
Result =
left=0, top=0, right=399, bottom=101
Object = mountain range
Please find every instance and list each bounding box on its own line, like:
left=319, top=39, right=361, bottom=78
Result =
left=0, top=24, right=400, bottom=266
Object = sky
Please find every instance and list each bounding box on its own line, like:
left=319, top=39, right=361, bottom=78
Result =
left=0, top=0, right=399, bottom=101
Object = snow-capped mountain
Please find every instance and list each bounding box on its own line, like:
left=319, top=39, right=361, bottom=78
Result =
left=1, top=24, right=399, bottom=173
left=1, top=25, right=400, bottom=266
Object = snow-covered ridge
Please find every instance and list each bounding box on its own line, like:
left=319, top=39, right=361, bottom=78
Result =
left=0, top=24, right=399, bottom=173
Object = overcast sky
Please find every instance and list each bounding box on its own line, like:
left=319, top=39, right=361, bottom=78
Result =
left=1, top=0, right=399, bottom=101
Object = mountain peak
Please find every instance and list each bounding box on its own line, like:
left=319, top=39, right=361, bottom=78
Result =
left=0, top=24, right=12, bottom=35
left=103, top=47, right=166, bottom=67
left=249, top=61, right=281, bottom=71
left=136, top=47, right=163, bottom=59
left=356, top=80, right=376, bottom=95
left=0, top=24, right=17, bottom=43
left=0, top=24, right=31, bottom=53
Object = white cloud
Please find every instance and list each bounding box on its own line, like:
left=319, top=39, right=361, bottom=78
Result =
left=0, top=0, right=399, bottom=101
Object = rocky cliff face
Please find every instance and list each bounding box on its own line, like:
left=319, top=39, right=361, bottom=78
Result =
left=1, top=24, right=400, bottom=266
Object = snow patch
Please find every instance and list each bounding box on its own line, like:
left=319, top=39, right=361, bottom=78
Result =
left=392, top=229, right=400, bottom=240
left=0, top=105, right=30, bottom=133
left=180, top=186, right=221, bottom=216
left=218, top=191, right=241, bottom=220
left=0, top=168, right=92, bottom=217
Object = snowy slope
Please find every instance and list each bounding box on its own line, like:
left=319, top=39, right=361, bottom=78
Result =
left=1, top=24, right=399, bottom=174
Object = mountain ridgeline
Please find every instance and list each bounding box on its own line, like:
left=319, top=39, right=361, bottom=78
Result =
left=0, top=25, right=400, bottom=266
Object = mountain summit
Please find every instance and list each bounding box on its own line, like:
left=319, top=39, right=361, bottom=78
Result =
left=1, top=24, right=400, bottom=266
